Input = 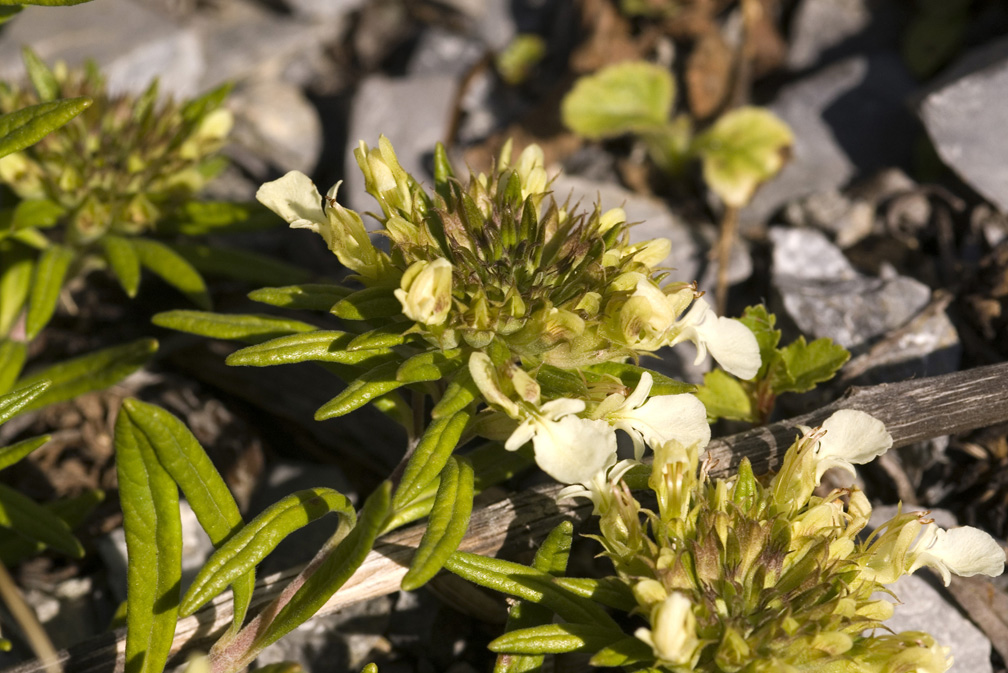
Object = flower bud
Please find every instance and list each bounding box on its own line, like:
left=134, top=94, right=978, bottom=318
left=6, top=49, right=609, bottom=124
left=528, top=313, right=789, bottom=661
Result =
left=395, top=258, right=453, bottom=326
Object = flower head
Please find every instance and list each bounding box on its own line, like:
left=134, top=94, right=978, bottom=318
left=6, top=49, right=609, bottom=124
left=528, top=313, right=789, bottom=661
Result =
left=394, top=258, right=453, bottom=326
left=634, top=592, right=700, bottom=667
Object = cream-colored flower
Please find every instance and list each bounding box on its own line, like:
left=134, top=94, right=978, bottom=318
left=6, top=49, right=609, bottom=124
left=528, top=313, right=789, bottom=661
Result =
left=908, top=523, right=1006, bottom=586
left=598, top=372, right=710, bottom=460
left=667, top=297, right=760, bottom=380
left=557, top=455, right=638, bottom=515
left=812, top=409, right=893, bottom=484
left=634, top=592, right=700, bottom=667
left=394, top=258, right=454, bottom=326
left=505, top=398, right=617, bottom=484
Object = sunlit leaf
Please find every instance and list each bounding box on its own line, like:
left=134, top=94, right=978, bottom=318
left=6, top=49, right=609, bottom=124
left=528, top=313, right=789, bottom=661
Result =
left=0, top=482, right=83, bottom=557
left=776, top=336, right=849, bottom=395
left=153, top=310, right=317, bottom=344
left=561, top=61, right=674, bottom=139
left=695, top=369, right=753, bottom=423
left=314, top=359, right=403, bottom=420
left=25, top=244, right=73, bottom=339
left=0, top=339, right=27, bottom=394
left=393, top=410, right=472, bottom=510
left=0, top=381, right=47, bottom=425
left=0, top=242, right=33, bottom=337
left=132, top=238, right=211, bottom=309
left=101, top=235, right=141, bottom=297
left=489, top=622, right=624, bottom=655
left=247, top=284, right=350, bottom=312
left=226, top=331, right=392, bottom=367
left=0, top=97, right=91, bottom=158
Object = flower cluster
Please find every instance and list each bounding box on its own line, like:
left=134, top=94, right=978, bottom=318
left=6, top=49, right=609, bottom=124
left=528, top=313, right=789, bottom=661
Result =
left=0, top=50, right=231, bottom=245
left=562, top=409, right=1005, bottom=672
left=257, top=136, right=760, bottom=484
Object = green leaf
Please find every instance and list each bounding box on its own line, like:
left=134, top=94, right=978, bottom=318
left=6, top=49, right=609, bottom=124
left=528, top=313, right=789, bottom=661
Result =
left=401, top=457, right=474, bottom=591
left=0, top=488, right=103, bottom=566
left=588, top=636, right=653, bottom=667
left=120, top=399, right=255, bottom=631
left=444, top=552, right=618, bottom=628
left=331, top=286, right=403, bottom=321
left=153, top=310, right=317, bottom=344
left=0, top=482, right=83, bottom=557
left=0, top=434, right=48, bottom=472
left=314, top=359, right=404, bottom=420
left=695, top=369, right=753, bottom=422
left=114, top=407, right=182, bottom=673
left=21, top=48, right=59, bottom=102
left=160, top=201, right=282, bottom=236
left=393, top=410, right=471, bottom=510
left=168, top=242, right=312, bottom=286
left=535, top=364, right=589, bottom=399
left=253, top=481, right=392, bottom=655
left=0, top=97, right=91, bottom=158
left=25, top=244, right=73, bottom=339
left=180, top=486, right=354, bottom=617
left=776, top=336, right=849, bottom=395
left=132, top=238, right=211, bottom=309
left=552, top=576, right=637, bottom=612
left=0, top=7, right=22, bottom=25
left=347, top=326, right=409, bottom=352
left=584, top=362, right=696, bottom=396
left=0, top=339, right=27, bottom=394
left=17, top=338, right=157, bottom=412
left=181, top=82, right=232, bottom=123
left=225, top=331, right=392, bottom=368
left=0, top=381, right=48, bottom=425
left=430, top=367, right=480, bottom=419
left=739, top=305, right=781, bottom=381
left=561, top=61, right=674, bottom=139
left=247, top=284, right=351, bottom=312
left=693, top=106, right=793, bottom=208
left=396, top=348, right=462, bottom=383
left=489, top=623, right=623, bottom=655
left=10, top=199, right=66, bottom=231
left=101, top=236, right=141, bottom=297
left=0, top=242, right=34, bottom=337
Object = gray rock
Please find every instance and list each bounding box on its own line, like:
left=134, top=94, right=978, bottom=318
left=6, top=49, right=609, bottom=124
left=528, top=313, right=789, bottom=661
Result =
left=782, top=190, right=876, bottom=248
left=868, top=506, right=994, bottom=673
left=0, top=0, right=204, bottom=98
left=920, top=44, right=1008, bottom=213
left=342, top=74, right=459, bottom=212
left=277, top=0, right=365, bottom=21
left=770, top=228, right=931, bottom=349
left=786, top=0, right=906, bottom=71
left=229, top=77, right=323, bottom=174
left=742, top=55, right=917, bottom=229
left=408, top=26, right=486, bottom=77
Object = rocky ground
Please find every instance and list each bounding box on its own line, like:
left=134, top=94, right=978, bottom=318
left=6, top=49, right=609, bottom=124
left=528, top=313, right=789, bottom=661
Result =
left=1, top=0, right=1008, bottom=671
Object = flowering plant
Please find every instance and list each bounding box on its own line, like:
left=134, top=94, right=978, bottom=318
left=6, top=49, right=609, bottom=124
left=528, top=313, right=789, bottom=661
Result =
left=450, top=409, right=1006, bottom=672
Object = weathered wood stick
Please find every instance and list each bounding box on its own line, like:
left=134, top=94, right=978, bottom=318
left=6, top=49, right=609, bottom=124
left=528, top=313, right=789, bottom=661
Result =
left=7, top=362, right=1008, bottom=673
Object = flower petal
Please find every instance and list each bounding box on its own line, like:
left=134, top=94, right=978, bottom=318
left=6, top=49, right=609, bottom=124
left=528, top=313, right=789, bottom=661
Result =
left=911, top=524, right=1006, bottom=586
left=611, top=393, right=710, bottom=460
left=532, top=415, right=616, bottom=484
left=814, top=409, right=893, bottom=484
left=256, top=171, right=325, bottom=229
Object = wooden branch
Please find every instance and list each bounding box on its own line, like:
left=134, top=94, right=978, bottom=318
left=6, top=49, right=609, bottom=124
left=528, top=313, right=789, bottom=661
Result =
left=7, top=362, right=1008, bottom=673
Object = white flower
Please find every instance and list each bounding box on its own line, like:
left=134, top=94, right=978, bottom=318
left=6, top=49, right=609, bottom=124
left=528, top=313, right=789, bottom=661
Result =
left=908, top=523, right=1006, bottom=586
left=505, top=398, right=617, bottom=484
left=394, top=258, right=453, bottom=326
left=598, top=372, right=710, bottom=460
left=256, top=170, right=325, bottom=230
left=668, top=297, right=760, bottom=380
left=812, top=409, right=893, bottom=484
left=557, top=456, right=638, bottom=515
left=634, top=592, right=699, bottom=666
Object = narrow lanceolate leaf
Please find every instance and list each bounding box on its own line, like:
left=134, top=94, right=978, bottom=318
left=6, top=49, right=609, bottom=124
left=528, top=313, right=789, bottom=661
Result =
left=0, top=340, right=28, bottom=395
left=247, top=284, right=351, bottom=312
left=494, top=521, right=573, bottom=673
left=0, top=434, right=49, bottom=472
left=153, top=310, right=317, bottom=344
left=315, top=359, right=403, bottom=420
left=22, top=48, right=59, bottom=101
left=101, top=235, right=141, bottom=298
left=0, top=381, right=48, bottom=425
left=444, top=552, right=618, bottom=629
left=132, top=238, right=211, bottom=310
left=587, top=637, right=653, bottom=667
left=120, top=399, right=254, bottom=630
left=0, top=488, right=103, bottom=566
left=17, top=338, right=157, bottom=413
left=180, top=487, right=354, bottom=616
left=396, top=349, right=462, bottom=383
left=253, top=482, right=392, bottom=654
left=168, top=242, right=312, bottom=287
left=0, top=482, right=83, bottom=557
left=0, top=97, right=90, bottom=159
left=346, top=326, right=409, bottom=352
left=489, top=623, right=624, bottom=655
left=24, top=244, right=73, bottom=339
left=401, top=457, right=474, bottom=591
left=330, top=286, right=403, bottom=321
left=114, top=408, right=182, bottom=673
left=393, top=410, right=471, bottom=510
left=430, top=367, right=479, bottom=419
left=226, top=331, right=392, bottom=368
left=0, top=244, right=33, bottom=337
